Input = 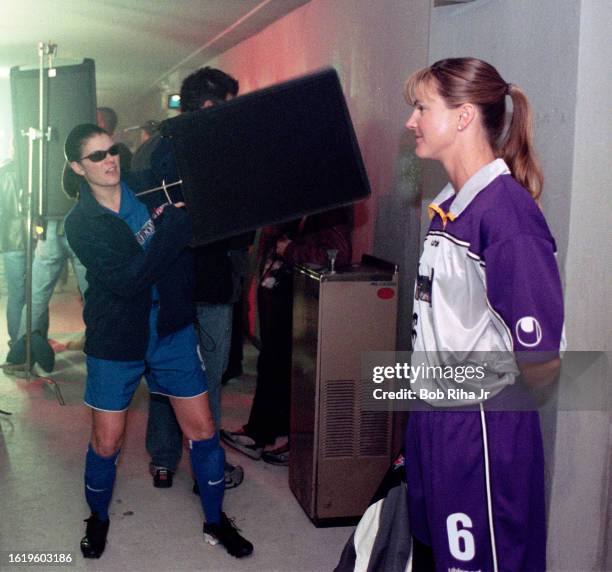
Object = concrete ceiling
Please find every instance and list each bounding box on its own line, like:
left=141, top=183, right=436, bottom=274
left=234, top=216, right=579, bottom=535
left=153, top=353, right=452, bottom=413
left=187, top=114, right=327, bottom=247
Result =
left=0, top=0, right=310, bottom=112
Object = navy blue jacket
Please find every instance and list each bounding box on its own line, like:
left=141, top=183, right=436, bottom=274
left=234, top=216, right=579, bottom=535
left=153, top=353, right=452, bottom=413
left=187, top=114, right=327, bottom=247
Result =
left=127, top=137, right=254, bottom=304
left=64, top=182, right=195, bottom=361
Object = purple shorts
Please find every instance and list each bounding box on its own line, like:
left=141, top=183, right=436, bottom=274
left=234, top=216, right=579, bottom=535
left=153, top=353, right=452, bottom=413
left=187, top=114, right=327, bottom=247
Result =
left=405, top=403, right=546, bottom=571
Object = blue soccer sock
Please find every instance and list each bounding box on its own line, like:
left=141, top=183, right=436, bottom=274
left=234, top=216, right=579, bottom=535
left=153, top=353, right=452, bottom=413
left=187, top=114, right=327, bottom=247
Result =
left=84, top=444, right=119, bottom=521
left=189, top=436, right=225, bottom=525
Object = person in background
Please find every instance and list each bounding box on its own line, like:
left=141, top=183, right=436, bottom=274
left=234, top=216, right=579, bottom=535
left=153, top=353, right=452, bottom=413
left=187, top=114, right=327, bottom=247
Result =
left=0, top=152, right=49, bottom=366
left=221, top=208, right=352, bottom=465
left=95, top=107, right=117, bottom=135
left=4, top=143, right=86, bottom=373
left=130, top=120, right=159, bottom=172
left=97, top=106, right=133, bottom=174
left=63, top=123, right=253, bottom=560
left=220, top=268, right=248, bottom=386
left=134, top=67, right=250, bottom=491
left=402, top=57, right=563, bottom=570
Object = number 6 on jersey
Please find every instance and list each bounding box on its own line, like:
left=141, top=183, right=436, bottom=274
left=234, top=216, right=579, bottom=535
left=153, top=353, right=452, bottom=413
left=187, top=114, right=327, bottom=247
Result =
left=446, top=513, right=476, bottom=561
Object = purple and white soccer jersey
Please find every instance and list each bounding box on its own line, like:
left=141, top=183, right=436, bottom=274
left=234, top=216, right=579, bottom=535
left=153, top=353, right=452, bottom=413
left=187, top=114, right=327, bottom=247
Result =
left=406, top=159, right=564, bottom=572
left=411, top=158, right=564, bottom=405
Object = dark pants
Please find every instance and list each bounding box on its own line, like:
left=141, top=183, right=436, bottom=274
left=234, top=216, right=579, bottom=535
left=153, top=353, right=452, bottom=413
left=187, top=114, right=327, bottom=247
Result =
left=244, top=279, right=293, bottom=444
left=223, top=294, right=245, bottom=380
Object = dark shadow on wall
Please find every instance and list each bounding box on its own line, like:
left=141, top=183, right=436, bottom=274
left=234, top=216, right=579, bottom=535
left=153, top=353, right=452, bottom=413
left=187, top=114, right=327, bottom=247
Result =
left=372, top=128, right=423, bottom=353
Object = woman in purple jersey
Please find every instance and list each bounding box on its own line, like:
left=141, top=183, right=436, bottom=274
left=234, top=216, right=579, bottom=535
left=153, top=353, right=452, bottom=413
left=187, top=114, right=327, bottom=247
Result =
left=403, top=58, right=564, bottom=571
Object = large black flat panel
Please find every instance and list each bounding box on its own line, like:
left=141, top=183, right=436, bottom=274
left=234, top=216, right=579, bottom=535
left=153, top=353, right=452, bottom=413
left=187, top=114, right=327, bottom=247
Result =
left=161, top=68, right=370, bottom=246
left=11, top=59, right=96, bottom=218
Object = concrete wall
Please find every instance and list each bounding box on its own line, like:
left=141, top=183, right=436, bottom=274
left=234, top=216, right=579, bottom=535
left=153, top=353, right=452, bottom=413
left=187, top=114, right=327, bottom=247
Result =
left=548, top=1, right=612, bottom=569
left=429, top=0, right=581, bottom=271
left=564, top=0, right=612, bottom=353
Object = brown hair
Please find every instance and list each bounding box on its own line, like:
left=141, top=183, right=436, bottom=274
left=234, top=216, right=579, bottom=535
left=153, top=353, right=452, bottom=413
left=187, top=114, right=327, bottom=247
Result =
left=62, top=123, right=108, bottom=198
left=405, top=58, right=543, bottom=201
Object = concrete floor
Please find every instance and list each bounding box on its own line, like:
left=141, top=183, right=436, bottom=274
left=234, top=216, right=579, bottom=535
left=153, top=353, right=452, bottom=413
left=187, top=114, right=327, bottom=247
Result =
left=0, top=283, right=354, bottom=572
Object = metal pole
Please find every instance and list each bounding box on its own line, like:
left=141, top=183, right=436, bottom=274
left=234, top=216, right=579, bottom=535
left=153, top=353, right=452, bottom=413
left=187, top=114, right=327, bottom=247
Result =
left=24, top=127, right=37, bottom=379
left=20, top=42, right=65, bottom=405
left=24, top=42, right=46, bottom=379
left=37, top=42, right=44, bottom=218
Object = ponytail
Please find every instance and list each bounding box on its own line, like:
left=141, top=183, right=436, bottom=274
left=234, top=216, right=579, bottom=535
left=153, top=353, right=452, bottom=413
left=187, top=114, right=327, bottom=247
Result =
left=62, top=162, right=83, bottom=199
left=501, top=84, right=543, bottom=202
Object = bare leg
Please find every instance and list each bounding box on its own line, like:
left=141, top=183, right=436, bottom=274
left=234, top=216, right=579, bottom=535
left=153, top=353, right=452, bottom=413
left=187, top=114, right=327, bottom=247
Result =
left=169, top=392, right=216, bottom=440
left=91, top=408, right=127, bottom=456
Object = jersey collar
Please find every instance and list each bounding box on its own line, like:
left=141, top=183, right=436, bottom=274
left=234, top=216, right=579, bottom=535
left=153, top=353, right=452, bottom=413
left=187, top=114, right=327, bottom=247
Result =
left=80, top=181, right=132, bottom=218
left=427, top=159, right=510, bottom=227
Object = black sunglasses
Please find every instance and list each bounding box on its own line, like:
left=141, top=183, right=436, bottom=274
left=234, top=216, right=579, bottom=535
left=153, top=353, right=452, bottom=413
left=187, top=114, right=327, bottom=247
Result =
left=80, top=144, right=120, bottom=163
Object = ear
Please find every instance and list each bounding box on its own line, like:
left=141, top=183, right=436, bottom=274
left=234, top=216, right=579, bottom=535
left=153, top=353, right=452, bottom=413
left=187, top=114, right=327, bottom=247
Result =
left=457, top=103, right=476, bottom=131
left=70, top=160, right=85, bottom=176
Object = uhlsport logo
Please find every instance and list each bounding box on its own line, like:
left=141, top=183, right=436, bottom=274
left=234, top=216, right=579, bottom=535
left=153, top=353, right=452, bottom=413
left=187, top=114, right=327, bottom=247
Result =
left=515, top=316, right=542, bottom=347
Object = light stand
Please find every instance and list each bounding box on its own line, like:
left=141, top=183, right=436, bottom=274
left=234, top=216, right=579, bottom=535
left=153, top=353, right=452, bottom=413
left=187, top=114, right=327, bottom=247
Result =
left=20, top=42, right=65, bottom=405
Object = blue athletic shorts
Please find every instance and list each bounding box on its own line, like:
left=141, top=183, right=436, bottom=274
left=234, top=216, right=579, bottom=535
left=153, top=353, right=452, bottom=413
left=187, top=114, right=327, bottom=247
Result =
left=84, top=306, right=208, bottom=412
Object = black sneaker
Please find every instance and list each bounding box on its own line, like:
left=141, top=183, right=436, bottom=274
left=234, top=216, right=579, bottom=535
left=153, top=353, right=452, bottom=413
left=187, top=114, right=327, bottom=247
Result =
left=6, top=336, right=26, bottom=365
left=80, top=513, right=110, bottom=559
left=31, top=331, right=55, bottom=373
left=262, top=443, right=290, bottom=466
left=150, top=465, right=173, bottom=488
left=1, top=362, right=30, bottom=378
left=220, top=428, right=263, bottom=460
left=221, top=366, right=243, bottom=385
left=193, top=462, right=244, bottom=495
left=203, top=512, right=253, bottom=558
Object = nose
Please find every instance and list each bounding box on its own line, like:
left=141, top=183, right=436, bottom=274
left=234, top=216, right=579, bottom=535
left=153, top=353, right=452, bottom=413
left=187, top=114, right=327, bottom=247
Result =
left=405, top=109, right=418, bottom=131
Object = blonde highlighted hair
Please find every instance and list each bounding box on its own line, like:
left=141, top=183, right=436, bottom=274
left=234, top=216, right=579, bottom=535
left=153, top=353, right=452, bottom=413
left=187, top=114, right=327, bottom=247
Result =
left=405, top=58, right=543, bottom=201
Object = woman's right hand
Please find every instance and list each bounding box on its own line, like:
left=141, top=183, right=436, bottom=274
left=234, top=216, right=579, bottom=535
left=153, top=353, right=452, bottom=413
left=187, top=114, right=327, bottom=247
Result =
left=155, top=202, right=192, bottom=245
